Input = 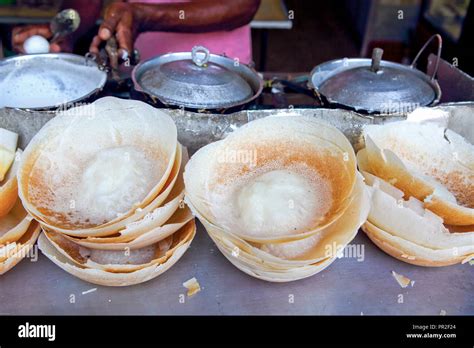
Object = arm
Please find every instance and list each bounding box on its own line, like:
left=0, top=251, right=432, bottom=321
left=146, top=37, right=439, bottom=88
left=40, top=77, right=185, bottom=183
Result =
left=12, top=0, right=101, bottom=53
left=90, top=0, right=260, bottom=56
left=134, top=0, right=260, bottom=33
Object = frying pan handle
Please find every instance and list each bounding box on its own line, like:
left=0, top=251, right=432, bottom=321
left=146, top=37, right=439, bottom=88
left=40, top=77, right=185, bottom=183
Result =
left=277, top=79, right=315, bottom=97
left=84, top=52, right=99, bottom=67
left=411, top=34, right=442, bottom=81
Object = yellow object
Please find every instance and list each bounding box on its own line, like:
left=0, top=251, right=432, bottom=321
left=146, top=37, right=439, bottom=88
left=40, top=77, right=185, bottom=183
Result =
left=0, top=128, right=18, bottom=182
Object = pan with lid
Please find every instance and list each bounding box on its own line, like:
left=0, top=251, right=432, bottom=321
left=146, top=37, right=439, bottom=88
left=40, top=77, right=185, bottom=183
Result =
left=132, top=46, right=263, bottom=112
left=308, top=35, right=443, bottom=114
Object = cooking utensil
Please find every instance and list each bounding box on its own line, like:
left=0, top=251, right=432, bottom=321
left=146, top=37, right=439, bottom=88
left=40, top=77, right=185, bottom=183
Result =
left=308, top=35, right=443, bottom=114
left=0, top=53, right=107, bottom=111
left=104, top=37, right=120, bottom=82
left=2, top=97, right=472, bottom=154
left=22, top=9, right=80, bottom=54
left=132, top=46, right=263, bottom=111
left=49, top=8, right=81, bottom=45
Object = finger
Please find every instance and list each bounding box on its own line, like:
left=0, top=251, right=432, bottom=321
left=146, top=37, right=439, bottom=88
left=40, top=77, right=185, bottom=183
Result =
left=49, top=43, right=61, bottom=53
left=98, top=5, right=124, bottom=40
left=89, top=35, right=103, bottom=54
left=12, top=42, right=26, bottom=54
left=98, top=26, right=112, bottom=41
left=11, top=26, right=24, bottom=40
left=52, top=38, right=73, bottom=53
left=115, top=12, right=134, bottom=56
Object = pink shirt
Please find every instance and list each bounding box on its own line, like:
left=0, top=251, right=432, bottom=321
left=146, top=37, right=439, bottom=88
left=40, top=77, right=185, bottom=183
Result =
left=129, top=0, right=252, bottom=64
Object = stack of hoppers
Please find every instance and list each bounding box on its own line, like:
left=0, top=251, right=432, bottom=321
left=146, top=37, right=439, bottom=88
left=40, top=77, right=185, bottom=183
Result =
left=0, top=128, right=40, bottom=274
left=358, top=120, right=474, bottom=266
left=17, top=97, right=195, bottom=286
left=184, top=116, right=370, bottom=282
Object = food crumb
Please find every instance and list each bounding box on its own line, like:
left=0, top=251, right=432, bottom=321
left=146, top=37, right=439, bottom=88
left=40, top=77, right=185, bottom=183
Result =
left=81, top=288, right=97, bottom=295
left=391, top=271, right=410, bottom=288
left=183, top=277, right=201, bottom=297
left=462, top=255, right=474, bottom=264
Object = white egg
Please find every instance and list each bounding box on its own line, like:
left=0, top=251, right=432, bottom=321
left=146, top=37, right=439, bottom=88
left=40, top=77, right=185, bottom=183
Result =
left=23, top=35, right=50, bottom=54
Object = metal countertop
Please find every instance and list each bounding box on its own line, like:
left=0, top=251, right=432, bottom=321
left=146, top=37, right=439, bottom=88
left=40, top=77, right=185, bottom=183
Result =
left=1, top=222, right=472, bottom=315
left=1, top=102, right=473, bottom=316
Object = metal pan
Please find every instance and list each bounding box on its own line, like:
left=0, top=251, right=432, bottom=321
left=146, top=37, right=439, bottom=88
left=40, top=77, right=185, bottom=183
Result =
left=0, top=53, right=107, bottom=112
left=308, top=35, right=443, bottom=114
left=132, top=46, right=264, bottom=113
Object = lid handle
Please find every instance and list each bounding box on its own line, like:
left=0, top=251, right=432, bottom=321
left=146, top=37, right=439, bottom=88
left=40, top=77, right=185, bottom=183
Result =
left=370, top=48, right=384, bottom=73
left=192, top=46, right=210, bottom=67
left=411, top=34, right=442, bottom=81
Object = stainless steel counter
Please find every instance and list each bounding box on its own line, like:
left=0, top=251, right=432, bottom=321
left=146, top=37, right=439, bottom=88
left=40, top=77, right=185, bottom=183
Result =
left=0, top=103, right=473, bottom=315
left=0, top=222, right=472, bottom=315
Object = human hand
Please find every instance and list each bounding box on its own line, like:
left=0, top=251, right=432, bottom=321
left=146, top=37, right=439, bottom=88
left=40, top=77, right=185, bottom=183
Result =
left=89, top=2, right=138, bottom=59
left=12, top=24, right=72, bottom=53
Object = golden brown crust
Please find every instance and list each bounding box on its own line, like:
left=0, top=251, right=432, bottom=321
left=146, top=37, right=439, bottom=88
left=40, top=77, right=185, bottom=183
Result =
left=18, top=98, right=178, bottom=230
left=37, top=220, right=195, bottom=286
left=362, top=223, right=464, bottom=267
left=0, top=221, right=41, bottom=274
left=30, top=145, right=184, bottom=238
left=363, top=128, right=474, bottom=226
left=0, top=176, right=18, bottom=218
left=424, top=197, right=474, bottom=226
left=42, top=219, right=196, bottom=273
left=185, top=116, right=360, bottom=244
left=365, top=141, right=434, bottom=201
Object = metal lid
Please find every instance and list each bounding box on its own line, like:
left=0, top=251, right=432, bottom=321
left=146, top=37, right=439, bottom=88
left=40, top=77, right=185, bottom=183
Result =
left=319, top=65, right=436, bottom=112
left=311, top=44, right=442, bottom=113
left=135, top=46, right=254, bottom=109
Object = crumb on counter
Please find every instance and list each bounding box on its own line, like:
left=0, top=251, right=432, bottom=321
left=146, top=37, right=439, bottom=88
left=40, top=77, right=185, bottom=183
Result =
left=391, top=271, right=410, bottom=288
left=183, top=277, right=201, bottom=297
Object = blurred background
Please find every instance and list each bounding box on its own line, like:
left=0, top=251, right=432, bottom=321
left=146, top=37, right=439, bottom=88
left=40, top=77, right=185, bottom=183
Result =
left=251, top=0, right=472, bottom=75
left=0, top=0, right=472, bottom=74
